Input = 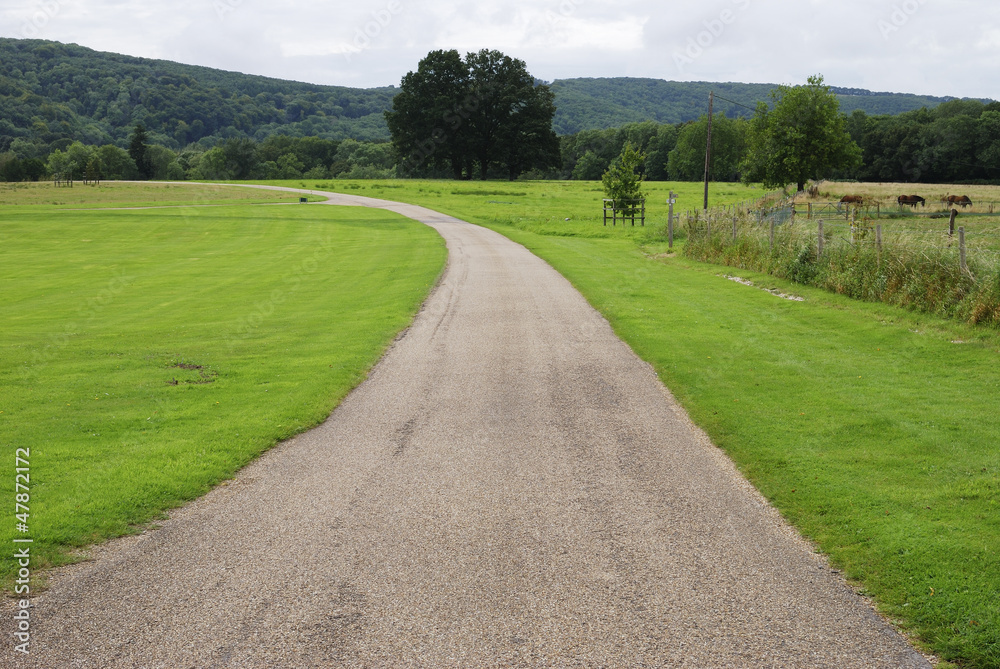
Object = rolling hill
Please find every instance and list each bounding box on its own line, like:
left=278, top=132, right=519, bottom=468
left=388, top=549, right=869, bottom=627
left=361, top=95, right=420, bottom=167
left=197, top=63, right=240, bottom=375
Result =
left=0, top=37, right=989, bottom=153
left=547, top=78, right=978, bottom=135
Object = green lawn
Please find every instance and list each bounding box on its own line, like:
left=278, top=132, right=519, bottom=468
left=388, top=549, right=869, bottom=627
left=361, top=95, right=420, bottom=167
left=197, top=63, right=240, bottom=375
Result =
left=250, top=178, right=997, bottom=668
left=302, top=178, right=766, bottom=239
left=0, top=202, right=446, bottom=578
left=0, top=180, right=325, bottom=207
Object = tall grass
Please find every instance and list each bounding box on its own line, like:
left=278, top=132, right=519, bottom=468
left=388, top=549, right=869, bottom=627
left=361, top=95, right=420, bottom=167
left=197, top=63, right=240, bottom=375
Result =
left=684, top=214, right=1000, bottom=327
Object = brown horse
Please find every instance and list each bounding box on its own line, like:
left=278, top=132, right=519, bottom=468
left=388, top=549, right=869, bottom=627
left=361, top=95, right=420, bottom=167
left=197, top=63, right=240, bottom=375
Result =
left=946, top=195, right=973, bottom=208
left=838, top=194, right=864, bottom=212
left=897, top=194, right=925, bottom=207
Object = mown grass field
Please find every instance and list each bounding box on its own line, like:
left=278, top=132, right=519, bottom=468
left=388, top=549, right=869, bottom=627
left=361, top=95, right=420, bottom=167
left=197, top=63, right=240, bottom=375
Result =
left=0, top=180, right=325, bottom=207
left=0, top=198, right=446, bottom=581
left=250, top=178, right=998, bottom=668
left=304, top=178, right=766, bottom=239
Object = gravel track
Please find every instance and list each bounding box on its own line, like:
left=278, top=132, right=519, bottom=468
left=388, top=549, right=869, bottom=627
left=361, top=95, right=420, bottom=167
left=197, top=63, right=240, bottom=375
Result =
left=4, top=187, right=930, bottom=667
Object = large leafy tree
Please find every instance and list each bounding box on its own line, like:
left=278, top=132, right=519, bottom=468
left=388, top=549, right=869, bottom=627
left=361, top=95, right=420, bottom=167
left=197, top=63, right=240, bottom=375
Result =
left=668, top=114, right=745, bottom=181
left=219, top=138, right=259, bottom=180
left=742, top=75, right=861, bottom=191
left=386, top=49, right=470, bottom=179
left=386, top=49, right=559, bottom=180
left=464, top=49, right=560, bottom=179
left=128, top=124, right=153, bottom=179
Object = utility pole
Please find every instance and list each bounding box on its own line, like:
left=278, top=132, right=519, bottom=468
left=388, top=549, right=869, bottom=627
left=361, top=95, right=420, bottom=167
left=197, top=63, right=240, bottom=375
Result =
left=703, top=91, right=713, bottom=212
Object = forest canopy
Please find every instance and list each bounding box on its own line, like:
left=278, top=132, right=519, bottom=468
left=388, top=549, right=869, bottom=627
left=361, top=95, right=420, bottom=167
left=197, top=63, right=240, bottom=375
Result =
left=1, top=38, right=997, bottom=185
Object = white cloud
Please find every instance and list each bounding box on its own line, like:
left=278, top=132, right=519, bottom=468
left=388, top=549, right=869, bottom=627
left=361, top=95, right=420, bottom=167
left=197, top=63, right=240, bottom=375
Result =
left=0, top=0, right=998, bottom=99
left=427, top=6, right=648, bottom=53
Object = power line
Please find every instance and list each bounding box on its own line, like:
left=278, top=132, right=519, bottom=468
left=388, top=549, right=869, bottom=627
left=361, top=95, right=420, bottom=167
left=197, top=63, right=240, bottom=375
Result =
left=711, top=93, right=761, bottom=114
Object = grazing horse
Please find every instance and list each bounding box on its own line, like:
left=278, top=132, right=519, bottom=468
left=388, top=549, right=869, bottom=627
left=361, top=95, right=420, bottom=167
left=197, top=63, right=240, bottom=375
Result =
left=838, top=194, right=864, bottom=212
left=897, top=194, right=926, bottom=207
left=947, top=195, right=973, bottom=208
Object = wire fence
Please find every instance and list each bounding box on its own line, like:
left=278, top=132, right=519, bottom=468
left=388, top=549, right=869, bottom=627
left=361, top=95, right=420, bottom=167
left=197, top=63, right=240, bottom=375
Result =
left=791, top=200, right=1000, bottom=220
left=680, top=205, right=1000, bottom=325
left=686, top=205, right=1000, bottom=268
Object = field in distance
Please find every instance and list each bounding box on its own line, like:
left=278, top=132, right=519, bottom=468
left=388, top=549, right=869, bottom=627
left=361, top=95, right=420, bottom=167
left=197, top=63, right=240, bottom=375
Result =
left=0, top=180, right=326, bottom=207
left=801, top=181, right=1000, bottom=208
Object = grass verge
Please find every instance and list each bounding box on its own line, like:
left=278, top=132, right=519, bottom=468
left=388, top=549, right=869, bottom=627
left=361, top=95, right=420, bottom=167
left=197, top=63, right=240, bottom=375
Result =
left=0, top=202, right=446, bottom=582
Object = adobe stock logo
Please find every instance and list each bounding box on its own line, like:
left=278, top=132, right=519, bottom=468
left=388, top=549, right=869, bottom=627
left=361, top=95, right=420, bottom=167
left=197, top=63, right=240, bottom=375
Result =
left=343, top=1, right=404, bottom=63
left=673, top=0, right=751, bottom=74
left=544, top=0, right=585, bottom=28
left=214, top=0, right=243, bottom=21
left=18, top=0, right=64, bottom=38
left=877, top=0, right=927, bottom=40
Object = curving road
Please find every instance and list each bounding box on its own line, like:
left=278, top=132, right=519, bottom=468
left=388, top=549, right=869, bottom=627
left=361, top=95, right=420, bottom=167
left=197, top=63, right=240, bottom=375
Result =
left=7, top=187, right=930, bottom=667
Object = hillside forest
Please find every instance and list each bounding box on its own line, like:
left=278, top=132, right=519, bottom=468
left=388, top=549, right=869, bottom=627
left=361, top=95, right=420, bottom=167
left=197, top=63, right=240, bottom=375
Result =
left=1, top=38, right=998, bottom=184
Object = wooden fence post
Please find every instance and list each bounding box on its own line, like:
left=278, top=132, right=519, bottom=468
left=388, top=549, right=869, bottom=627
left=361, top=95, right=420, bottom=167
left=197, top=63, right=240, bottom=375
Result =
left=807, top=202, right=812, bottom=219
left=959, top=227, right=967, bottom=273
left=668, top=192, right=676, bottom=249
left=949, top=208, right=958, bottom=236
left=876, top=224, right=882, bottom=269
left=818, top=219, right=824, bottom=257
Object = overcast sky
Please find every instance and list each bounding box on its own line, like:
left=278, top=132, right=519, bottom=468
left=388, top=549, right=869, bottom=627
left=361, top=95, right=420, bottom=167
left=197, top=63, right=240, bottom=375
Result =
left=3, top=0, right=999, bottom=101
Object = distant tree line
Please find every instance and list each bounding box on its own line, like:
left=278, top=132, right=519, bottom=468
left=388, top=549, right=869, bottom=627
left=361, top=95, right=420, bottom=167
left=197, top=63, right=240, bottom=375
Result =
left=547, top=77, right=977, bottom=136
left=1, top=127, right=396, bottom=183
left=4, top=90, right=1000, bottom=185
left=846, top=100, right=1000, bottom=182
left=557, top=96, right=1000, bottom=185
